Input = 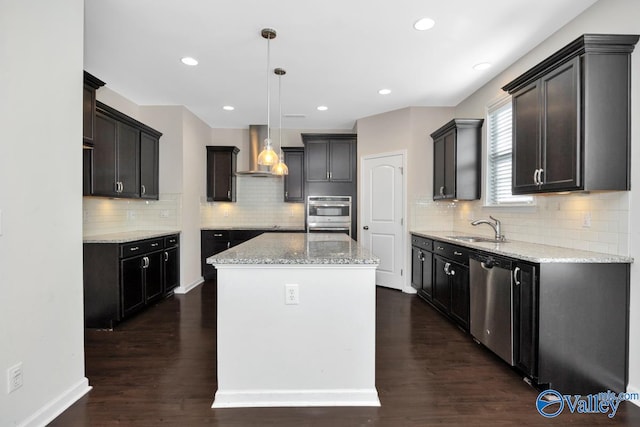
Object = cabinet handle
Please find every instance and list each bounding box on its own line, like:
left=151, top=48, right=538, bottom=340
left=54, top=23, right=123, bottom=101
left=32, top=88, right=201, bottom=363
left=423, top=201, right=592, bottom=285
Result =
left=227, top=190, right=231, bottom=199
left=151, top=242, right=159, bottom=247
left=440, top=186, right=445, bottom=197
left=164, top=252, right=169, bottom=262
left=285, top=191, right=288, bottom=198
left=326, top=171, right=330, bottom=180
left=436, top=246, right=444, bottom=251
left=329, top=171, right=332, bottom=180
left=538, top=168, right=544, bottom=185
left=130, top=246, right=139, bottom=252
left=533, top=169, right=538, bottom=185
left=119, top=182, right=124, bottom=193
left=454, top=251, right=463, bottom=256
left=227, top=241, right=231, bottom=249
left=213, top=233, right=223, bottom=237
left=417, top=250, right=423, bottom=260
left=141, top=185, right=146, bottom=195
left=513, top=266, right=521, bottom=286
left=142, top=256, right=149, bottom=269
left=444, top=262, right=451, bottom=275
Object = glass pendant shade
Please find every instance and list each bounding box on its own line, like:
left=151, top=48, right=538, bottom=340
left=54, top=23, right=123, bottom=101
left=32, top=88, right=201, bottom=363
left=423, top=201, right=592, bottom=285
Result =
left=271, top=153, right=289, bottom=175
left=257, top=138, right=279, bottom=166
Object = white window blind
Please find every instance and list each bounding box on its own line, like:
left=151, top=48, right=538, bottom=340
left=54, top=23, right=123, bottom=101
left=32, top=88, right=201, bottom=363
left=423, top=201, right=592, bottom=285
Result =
left=487, top=99, right=533, bottom=205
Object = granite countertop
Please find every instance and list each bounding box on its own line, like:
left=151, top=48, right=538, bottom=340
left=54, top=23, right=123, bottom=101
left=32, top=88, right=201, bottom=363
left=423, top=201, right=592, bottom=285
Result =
left=207, top=232, right=379, bottom=265
left=201, top=226, right=305, bottom=231
left=83, top=230, right=181, bottom=243
left=411, top=231, right=633, bottom=264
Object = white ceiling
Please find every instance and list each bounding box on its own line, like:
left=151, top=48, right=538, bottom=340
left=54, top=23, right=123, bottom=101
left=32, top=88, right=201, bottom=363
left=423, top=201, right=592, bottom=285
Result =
left=84, top=0, right=598, bottom=130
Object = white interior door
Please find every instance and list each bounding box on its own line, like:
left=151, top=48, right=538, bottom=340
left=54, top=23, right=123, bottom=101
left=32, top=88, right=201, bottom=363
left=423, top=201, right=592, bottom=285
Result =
left=361, top=153, right=405, bottom=290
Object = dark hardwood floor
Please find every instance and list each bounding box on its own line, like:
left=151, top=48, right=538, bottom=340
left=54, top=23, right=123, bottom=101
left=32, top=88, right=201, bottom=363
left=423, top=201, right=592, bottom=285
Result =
left=50, top=281, right=640, bottom=426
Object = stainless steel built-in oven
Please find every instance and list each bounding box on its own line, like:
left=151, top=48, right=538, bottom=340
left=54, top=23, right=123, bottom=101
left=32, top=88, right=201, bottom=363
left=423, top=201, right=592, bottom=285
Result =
left=306, top=196, right=352, bottom=236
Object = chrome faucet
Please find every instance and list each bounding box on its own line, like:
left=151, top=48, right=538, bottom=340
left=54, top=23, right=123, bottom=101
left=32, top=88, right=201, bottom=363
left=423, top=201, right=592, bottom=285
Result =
left=471, top=216, right=504, bottom=241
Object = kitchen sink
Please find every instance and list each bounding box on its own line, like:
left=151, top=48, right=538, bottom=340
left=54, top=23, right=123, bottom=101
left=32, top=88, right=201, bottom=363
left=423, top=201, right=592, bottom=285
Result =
left=446, top=235, right=506, bottom=243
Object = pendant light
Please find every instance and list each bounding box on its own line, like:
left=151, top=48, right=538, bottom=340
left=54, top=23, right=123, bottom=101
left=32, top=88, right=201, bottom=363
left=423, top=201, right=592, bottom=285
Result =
left=271, top=67, right=289, bottom=175
left=257, top=28, right=279, bottom=167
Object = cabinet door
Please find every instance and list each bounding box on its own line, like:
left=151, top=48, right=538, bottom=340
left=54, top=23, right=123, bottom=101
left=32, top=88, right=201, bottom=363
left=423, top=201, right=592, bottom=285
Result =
left=305, top=140, right=330, bottom=182
left=443, top=131, right=456, bottom=199
left=207, top=150, right=233, bottom=201
left=140, top=132, right=159, bottom=199
left=116, top=121, right=140, bottom=198
left=421, top=250, right=433, bottom=300
left=83, top=84, right=96, bottom=147
left=433, top=256, right=451, bottom=313
left=411, top=246, right=423, bottom=290
left=283, top=148, right=304, bottom=202
left=92, top=112, right=118, bottom=196
left=514, top=262, right=538, bottom=378
left=541, top=58, right=580, bottom=192
left=121, top=256, right=145, bottom=317
left=433, top=136, right=446, bottom=199
left=163, top=247, right=179, bottom=294
left=329, top=140, right=353, bottom=182
left=512, top=82, right=541, bottom=194
left=449, top=263, right=470, bottom=330
left=144, top=251, right=164, bottom=303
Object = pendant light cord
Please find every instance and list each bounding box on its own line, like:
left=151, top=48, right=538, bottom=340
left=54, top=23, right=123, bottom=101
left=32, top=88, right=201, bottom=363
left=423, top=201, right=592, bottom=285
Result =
left=266, top=34, right=271, bottom=142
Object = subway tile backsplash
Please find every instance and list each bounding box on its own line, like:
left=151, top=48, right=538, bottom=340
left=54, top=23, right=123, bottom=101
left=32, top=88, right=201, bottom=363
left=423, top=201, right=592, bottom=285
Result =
left=83, top=193, right=182, bottom=236
left=412, top=191, right=630, bottom=256
left=200, top=176, right=305, bottom=228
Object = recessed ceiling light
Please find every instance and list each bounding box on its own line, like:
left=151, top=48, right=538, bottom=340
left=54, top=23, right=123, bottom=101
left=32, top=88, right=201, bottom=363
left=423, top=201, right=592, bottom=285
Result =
left=414, top=17, right=435, bottom=31
left=317, top=106, right=328, bottom=111
left=473, top=62, right=492, bottom=71
left=222, top=105, right=235, bottom=111
left=181, top=57, right=198, bottom=66
left=378, top=89, right=391, bottom=95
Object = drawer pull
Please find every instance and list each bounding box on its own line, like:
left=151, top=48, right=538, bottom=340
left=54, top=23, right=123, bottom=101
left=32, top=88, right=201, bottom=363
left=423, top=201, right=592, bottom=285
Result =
left=436, top=246, right=444, bottom=251
left=129, top=246, right=139, bottom=251
left=454, top=251, right=463, bottom=256
left=213, top=233, right=223, bottom=237
left=151, top=243, right=159, bottom=247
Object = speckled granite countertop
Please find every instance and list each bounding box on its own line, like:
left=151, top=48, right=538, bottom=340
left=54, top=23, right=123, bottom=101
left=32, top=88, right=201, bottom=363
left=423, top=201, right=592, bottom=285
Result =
left=207, top=233, right=379, bottom=265
left=411, top=231, right=633, bottom=264
left=201, top=226, right=305, bottom=231
left=83, top=230, right=181, bottom=243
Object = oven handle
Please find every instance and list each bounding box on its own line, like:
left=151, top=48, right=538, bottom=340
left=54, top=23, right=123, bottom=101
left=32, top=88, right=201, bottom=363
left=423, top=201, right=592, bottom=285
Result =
left=308, top=203, right=350, bottom=207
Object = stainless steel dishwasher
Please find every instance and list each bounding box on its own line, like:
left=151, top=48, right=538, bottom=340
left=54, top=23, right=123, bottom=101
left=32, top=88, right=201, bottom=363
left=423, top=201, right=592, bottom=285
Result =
left=469, top=253, right=515, bottom=365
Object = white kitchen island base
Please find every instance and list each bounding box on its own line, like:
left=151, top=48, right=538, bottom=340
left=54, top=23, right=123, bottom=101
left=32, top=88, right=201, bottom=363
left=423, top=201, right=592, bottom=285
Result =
left=208, top=234, right=380, bottom=408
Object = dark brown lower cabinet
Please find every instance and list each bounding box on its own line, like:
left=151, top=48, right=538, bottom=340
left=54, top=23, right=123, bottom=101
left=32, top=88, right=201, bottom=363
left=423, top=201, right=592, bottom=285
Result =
left=432, top=255, right=469, bottom=331
left=513, top=261, right=538, bottom=380
left=84, top=233, right=180, bottom=328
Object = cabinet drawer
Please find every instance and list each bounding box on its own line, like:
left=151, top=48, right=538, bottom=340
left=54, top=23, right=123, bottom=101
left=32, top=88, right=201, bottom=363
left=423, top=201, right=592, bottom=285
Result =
left=204, top=230, right=230, bottom=240
left=120, top=238, right=164, bottom=258
left=411, top=235, right=433, bottom=252
left=164, top=235, right=179, bottom=247
left=433, top=241, right=470, bottom=265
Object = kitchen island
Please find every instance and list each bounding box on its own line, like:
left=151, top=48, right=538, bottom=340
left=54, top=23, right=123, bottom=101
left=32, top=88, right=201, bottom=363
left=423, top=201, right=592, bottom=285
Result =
left=207, top=232, right=380, bottom=408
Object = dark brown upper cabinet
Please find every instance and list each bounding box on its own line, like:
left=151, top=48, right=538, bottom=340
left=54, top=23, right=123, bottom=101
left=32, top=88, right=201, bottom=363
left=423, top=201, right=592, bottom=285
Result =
left=206, top=146, right=239, bottom=202
left=431, top=119, right=483, bottom=201
left=85, top=101, right=162, bottom=199
left=83, top=71, right=105, bottom=149
left=302, top=134, right=356, bottom=183
left=282, top=147, right=304, bottom=202
left=503, top=34, right=639, bottom=195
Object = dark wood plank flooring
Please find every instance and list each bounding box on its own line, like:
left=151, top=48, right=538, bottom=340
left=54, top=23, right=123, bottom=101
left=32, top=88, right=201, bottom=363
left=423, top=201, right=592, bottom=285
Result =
left=50, top=281, right=640, bottom=426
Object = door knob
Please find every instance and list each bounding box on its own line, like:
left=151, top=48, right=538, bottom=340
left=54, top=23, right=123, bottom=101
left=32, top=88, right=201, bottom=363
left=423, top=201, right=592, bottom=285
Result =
left=363, top=226, right=369, bottom=230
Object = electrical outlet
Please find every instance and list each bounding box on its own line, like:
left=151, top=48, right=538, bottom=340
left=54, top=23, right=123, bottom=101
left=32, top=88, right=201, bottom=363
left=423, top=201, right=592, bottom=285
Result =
left=160, top=210, right=170, bottom=218
left=7, top=363, right=23, bottom=393
left=285, top=284, right=299, bottom=305
left=582, top=211, right=592, bottom=228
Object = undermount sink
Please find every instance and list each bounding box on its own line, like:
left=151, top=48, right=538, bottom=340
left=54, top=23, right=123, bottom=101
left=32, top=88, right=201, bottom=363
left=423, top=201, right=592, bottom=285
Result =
left=446, top=235, right=506, bottom=243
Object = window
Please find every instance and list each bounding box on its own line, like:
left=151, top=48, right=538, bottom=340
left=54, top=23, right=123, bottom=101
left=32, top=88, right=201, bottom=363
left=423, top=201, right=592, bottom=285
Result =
left=486, top=97, right=533, bottom=206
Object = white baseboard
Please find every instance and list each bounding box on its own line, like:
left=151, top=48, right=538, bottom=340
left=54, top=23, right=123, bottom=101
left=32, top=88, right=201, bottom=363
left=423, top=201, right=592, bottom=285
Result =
left=173, top=277, right=204, bottom=294
left=212, top=388, right=380, bottom=408
left=402, top=286, right=417, bottom=294
left=21, top=377, right=91, bottom=427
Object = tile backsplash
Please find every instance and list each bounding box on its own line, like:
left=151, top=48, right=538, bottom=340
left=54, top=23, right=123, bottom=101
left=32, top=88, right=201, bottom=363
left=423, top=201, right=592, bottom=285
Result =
left=83, top=193, right=181, bottom=236
left=200, top=176, right=305, bottom=228
left=412, top=191, right=630, bottom=256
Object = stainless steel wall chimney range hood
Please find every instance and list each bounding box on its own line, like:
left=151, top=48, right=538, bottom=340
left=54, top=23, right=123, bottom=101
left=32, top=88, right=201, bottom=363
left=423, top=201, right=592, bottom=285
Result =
left=236, top=125, right=279, bottom=177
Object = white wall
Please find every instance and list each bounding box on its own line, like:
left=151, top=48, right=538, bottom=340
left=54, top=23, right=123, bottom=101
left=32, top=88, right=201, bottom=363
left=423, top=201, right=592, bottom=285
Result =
left=0, top=1, right=89, bottom=425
